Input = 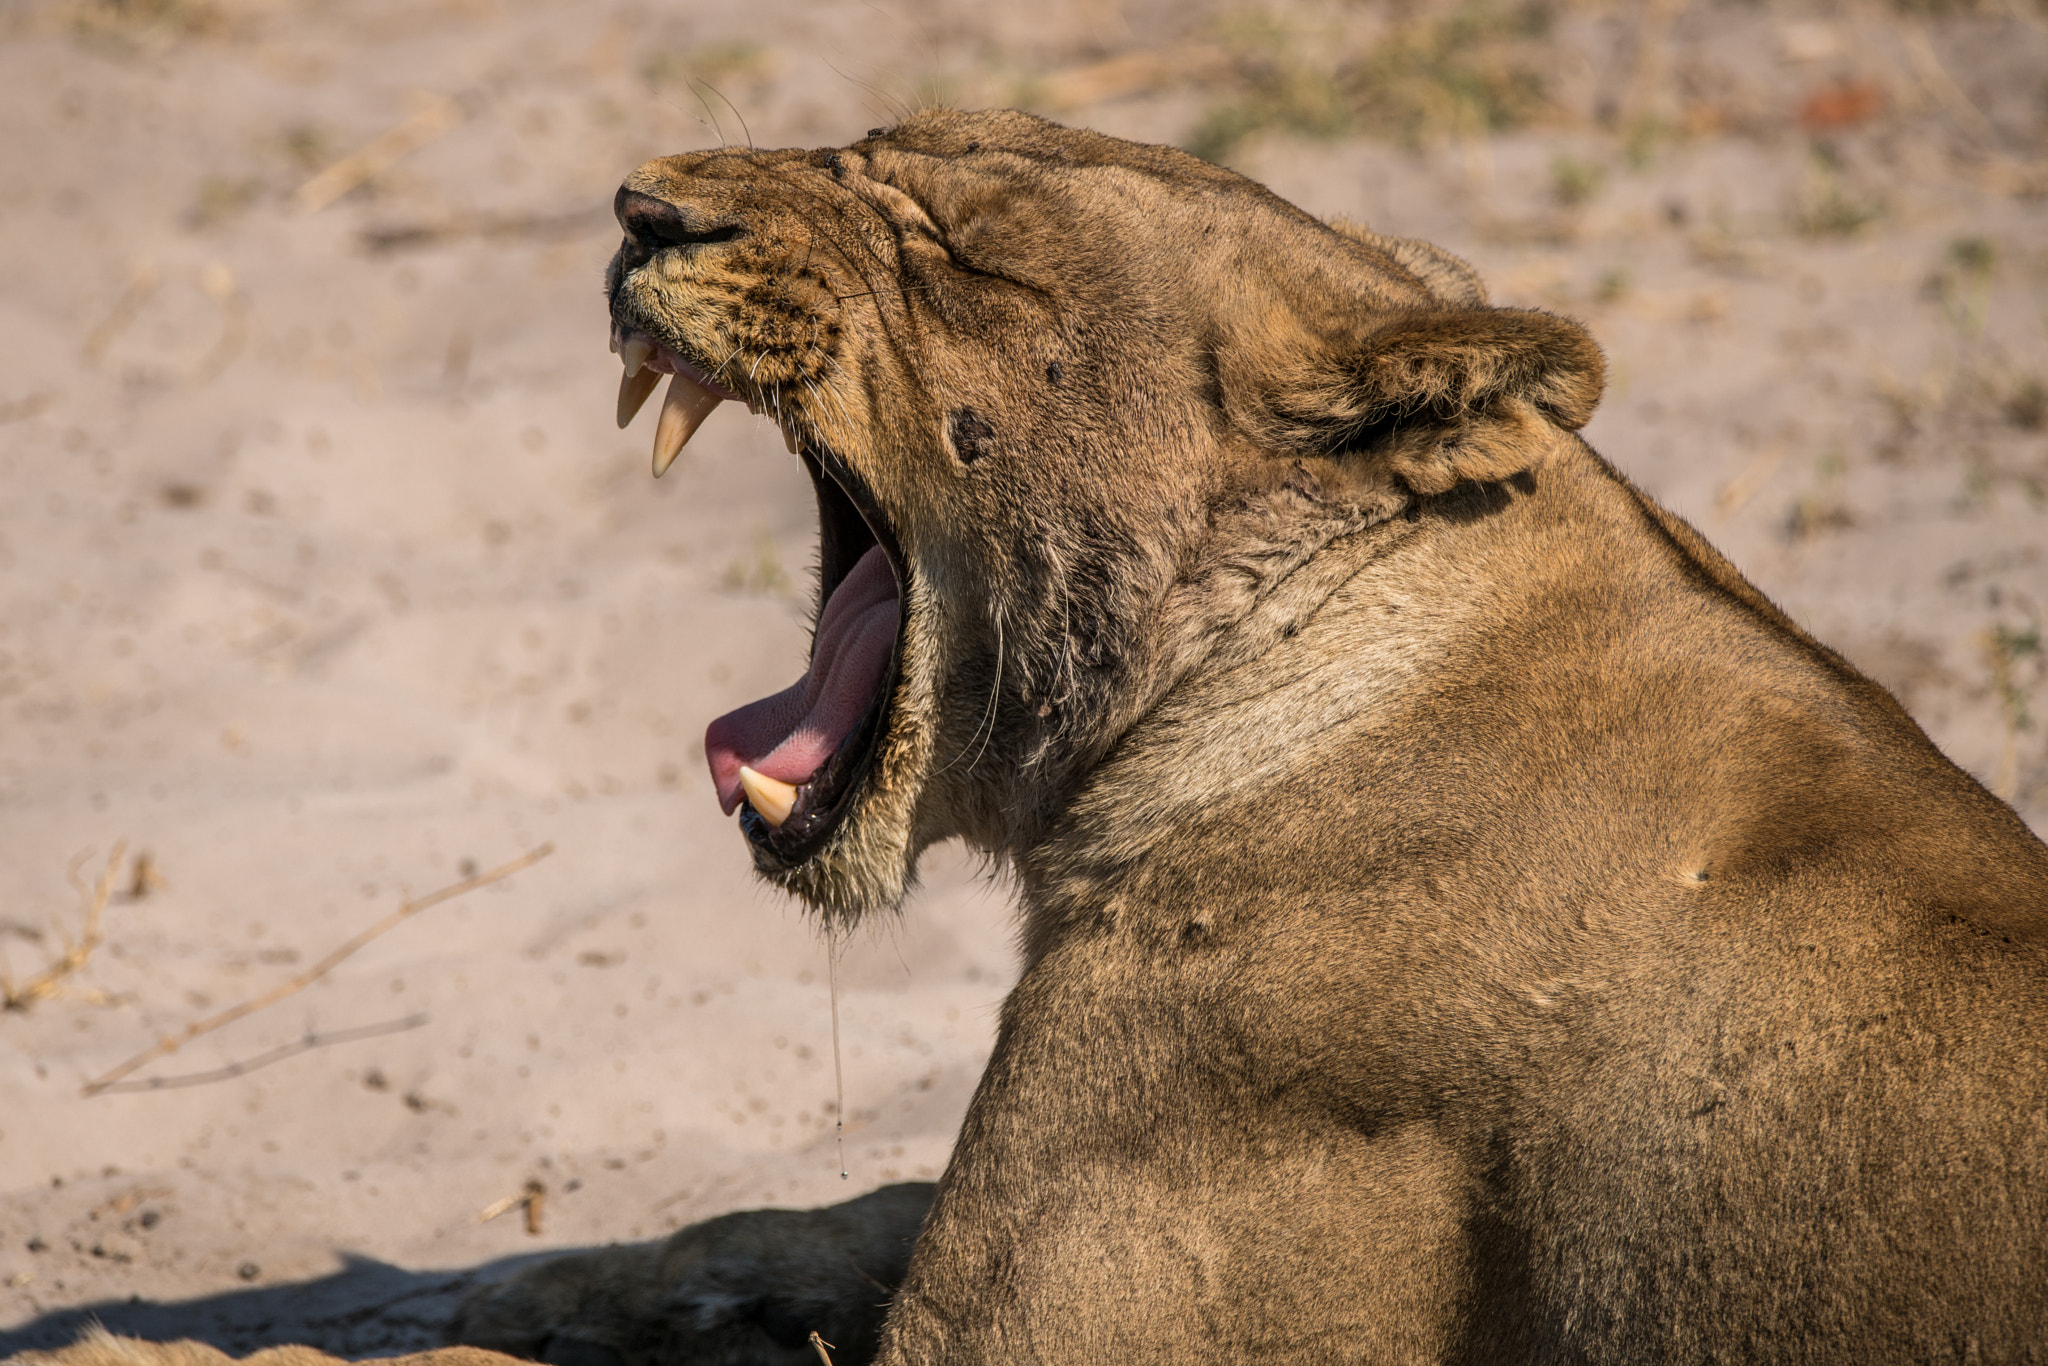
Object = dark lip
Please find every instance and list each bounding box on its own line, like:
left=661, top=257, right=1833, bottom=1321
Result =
left=609, top=288, right=907, bottom=871
left=607, top=298, right=744, bottom=400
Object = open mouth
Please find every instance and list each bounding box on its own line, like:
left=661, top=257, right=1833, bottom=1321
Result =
left=609, top=320, right=904, bottom=869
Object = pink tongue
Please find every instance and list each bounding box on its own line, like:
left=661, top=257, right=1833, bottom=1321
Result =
left=705, top=546, right=900, bottom=817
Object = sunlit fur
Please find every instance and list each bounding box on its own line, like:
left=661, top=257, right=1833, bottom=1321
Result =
left=616, top=109, right=2048, bottom=1363
left=44, top=110, right=2048, bottom=1366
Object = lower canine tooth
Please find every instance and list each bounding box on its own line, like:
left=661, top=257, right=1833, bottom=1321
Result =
left=620, top=336, right=653, bottom=377
left=616, top=366, right=661, bottom=428
left=737, top=766, right=798, bottom=827
left=652, top=372, right=724, bottom=477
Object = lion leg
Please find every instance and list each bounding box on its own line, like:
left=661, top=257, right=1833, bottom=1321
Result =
left=447, top=1182, right=933, bottom=1366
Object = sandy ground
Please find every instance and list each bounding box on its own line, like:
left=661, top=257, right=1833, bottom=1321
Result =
left=1, top=0, right=2044, bottom=1356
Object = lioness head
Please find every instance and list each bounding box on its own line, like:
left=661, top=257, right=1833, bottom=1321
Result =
left=605, top=109, right=1603, bottom=920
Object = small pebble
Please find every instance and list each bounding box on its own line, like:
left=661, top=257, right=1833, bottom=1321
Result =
left=237, top=1262, right=261, bottom=1281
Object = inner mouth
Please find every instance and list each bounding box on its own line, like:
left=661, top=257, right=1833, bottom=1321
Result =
left=706, top=454, right=901, bottom=861
left=609, top=320, right=904, bottom=867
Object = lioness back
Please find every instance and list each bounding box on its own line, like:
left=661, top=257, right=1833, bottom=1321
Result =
left=890, top=424, right=2045, bottom=1363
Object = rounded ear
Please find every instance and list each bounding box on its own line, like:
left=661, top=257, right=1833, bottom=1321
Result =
left=1353, top=307, right=1604, bottom=431
left=1234, top=305, right=1605, bottom=494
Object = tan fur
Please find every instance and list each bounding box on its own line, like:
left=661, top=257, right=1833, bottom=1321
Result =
left=44, top=109, right=2048, bottom=1366
left=605, top=109, right=2048, bottom=1363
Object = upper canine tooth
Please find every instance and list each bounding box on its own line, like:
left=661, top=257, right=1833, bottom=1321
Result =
left=620, top=336, right=654, bottom=378
left=616, top=366, right=661, bottom=428
left=652, top=371, right=724, bottom=477
left=782, top=426, right=799, bottom=455
left=737, top=766, right=798, bottom=827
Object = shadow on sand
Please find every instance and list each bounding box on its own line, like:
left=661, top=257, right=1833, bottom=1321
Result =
left=0, top=1248, right=567, bottom=1360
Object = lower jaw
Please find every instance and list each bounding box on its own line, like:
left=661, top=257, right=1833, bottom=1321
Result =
left=750, top=756, right=919, bottom=919
left=741, top=652, right=900, bottom=872
left=761, top=837, right=912, bottom=922
left=745, top=626, right=956, bottom=920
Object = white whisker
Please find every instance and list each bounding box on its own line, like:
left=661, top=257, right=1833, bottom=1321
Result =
left=711, top=343, right=746, bottom=386
left=934, top=608, right=1004, bottom=778
left=965, top=611, right=1004, bottom=775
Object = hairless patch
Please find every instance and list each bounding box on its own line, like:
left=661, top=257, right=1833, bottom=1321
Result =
left=948, top=408, right=996, bottom=465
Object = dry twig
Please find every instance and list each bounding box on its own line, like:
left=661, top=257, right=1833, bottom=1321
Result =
left=479, top=1178, right=547, bottom=1235
left=90, top=1013, right=429, bottom=1094
left=809, top=1333, right=836, bottom=1366
left=81, top=843, right=553, bottom=1096
left=3, top=842, right=124, bottom=1012
left=292, top=95, right=466, bottom=214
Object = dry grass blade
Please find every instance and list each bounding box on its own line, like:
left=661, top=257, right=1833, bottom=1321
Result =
left=1036, top=43, right=1230, bottom=108
left=81, top=843, right=553, bottom=1096
left=0, top=391, right=54, bottom=425
left=82, top=265, right=158, bottom=363
left=1714, top=445, right=1785, bottom=519
left=358, top=205, right=611, bottom=254
left=809, top=1332, right=836, bottom=1366
left=3, top=841, right=124, bottom=1013
left=1614, top=0, right=1687, bottom=128
left=1899, top=20, right=1998, bottom=149
left=1984, top=619, right=2043, bottom=801
left=292, top=94, right=465, bottom=215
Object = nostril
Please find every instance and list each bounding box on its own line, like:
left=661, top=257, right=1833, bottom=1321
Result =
left=614, top=188, right=746, bottom=252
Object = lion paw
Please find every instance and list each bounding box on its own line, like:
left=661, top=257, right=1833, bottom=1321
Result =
left=446, top=1183, right=933, bottom=1366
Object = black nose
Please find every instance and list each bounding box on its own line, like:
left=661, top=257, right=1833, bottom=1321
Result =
left=613, top=188, right=746, bottom=252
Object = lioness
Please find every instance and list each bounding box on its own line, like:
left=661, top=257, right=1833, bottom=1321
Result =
left=25, top=109, right=2048, bottom=1366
